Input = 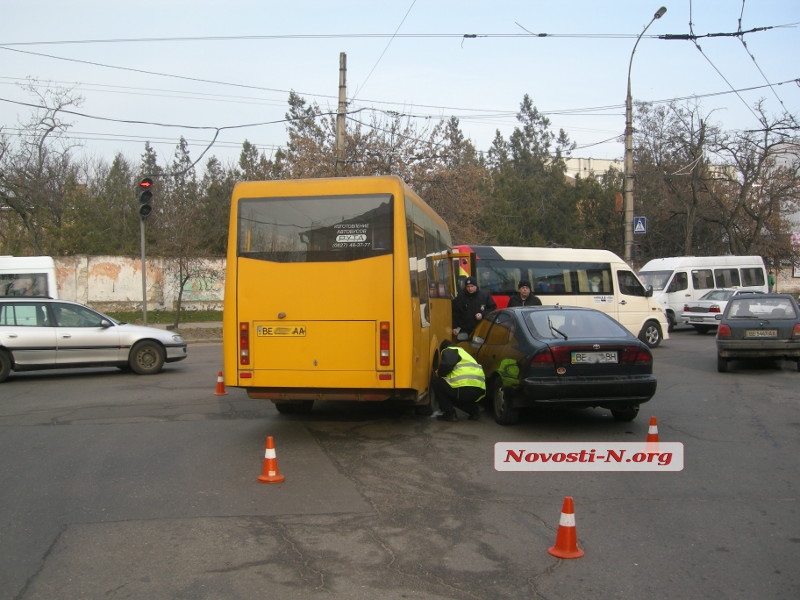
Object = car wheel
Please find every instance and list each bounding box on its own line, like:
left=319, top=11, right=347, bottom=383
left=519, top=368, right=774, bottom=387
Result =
left=639, top=320, right=662, bottom=348
left=0, top=350, right=12, bottom=383
left=693, top=325, right=712, bottom=334
left=492, top=378, right=520, bottom=426
left=274, top=400, right=314, bottom=414
left=610, top=404, right=639, bottom=422
left=128, top=340, right=166, bottom=375
left=717, top=355, right=728, bottom=373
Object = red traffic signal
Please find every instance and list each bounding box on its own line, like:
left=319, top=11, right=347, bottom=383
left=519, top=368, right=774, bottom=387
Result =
left=138, top=177, right=154, bottom=219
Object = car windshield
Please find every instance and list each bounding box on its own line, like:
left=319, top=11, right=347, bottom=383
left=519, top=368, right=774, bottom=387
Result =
left=638, top=270, right=671, bottom=291
left=700, top=290, right=734, bottom=301
left=525, top=310, right=630, bottom=340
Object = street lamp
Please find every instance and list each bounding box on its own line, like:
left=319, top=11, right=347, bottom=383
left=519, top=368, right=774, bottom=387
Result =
left=624, top=6, right=666, bottom=264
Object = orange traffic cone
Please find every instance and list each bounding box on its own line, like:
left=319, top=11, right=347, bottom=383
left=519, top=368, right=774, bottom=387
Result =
left=646, top=416, right=660, bottom=452
left=548, top=496, right=584, bottom=559
left=214, top=371, right=228, bottom=396
left=257, top=436, right=285, bottom=484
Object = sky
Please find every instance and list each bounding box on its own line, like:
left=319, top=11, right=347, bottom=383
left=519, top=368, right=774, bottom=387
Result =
left=2, top=0, right=798, bottom=172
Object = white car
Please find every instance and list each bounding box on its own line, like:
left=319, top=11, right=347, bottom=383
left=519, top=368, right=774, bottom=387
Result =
left=681, top=289, right=765, bottom=334
left=0, top=297, right=187, bottom=383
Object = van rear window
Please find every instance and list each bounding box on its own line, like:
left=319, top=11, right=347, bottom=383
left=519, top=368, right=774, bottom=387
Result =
left=0, top=273, right=49, bottom=297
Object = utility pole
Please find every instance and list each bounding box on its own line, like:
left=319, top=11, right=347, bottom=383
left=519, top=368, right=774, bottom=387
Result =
left=336, top=52, right=347, bottom=174
left=624, top=6, right=667, bottom=265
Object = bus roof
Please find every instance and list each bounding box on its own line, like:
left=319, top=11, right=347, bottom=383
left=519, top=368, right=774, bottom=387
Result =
left=639, top=256, right=765, bottom=271
left=455, top=245, right=626, bottom=264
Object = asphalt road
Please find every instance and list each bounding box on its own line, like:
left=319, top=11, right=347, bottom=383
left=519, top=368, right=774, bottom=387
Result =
left=1, top=328, right=798, bottom=600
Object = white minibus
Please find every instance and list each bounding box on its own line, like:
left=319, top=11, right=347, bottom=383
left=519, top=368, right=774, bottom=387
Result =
left=452, top=245, right=669, bottom=348
left=638, top=255, right=768, bottom=329
left=0, top=256, right=59, bottom=299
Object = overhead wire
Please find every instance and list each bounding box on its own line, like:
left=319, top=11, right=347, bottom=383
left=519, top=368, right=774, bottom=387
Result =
left=733, top=0, right=800, bottom=129
left=353, top=0, right=417, bottom=101
left=2, top=17, right=796, bottom=164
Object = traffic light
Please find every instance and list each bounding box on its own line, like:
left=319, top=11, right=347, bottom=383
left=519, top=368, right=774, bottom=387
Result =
left=138, top=178, right=153, bottom=219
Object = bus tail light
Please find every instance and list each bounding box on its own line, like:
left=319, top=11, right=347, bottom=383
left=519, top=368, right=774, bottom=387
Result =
left=379, top=321, right=390, bottom=366
left=239, top=322, right=250, bottom=365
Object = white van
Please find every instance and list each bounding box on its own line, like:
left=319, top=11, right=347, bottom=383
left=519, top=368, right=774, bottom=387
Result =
left=638, top=255, right=768, bottom=329
left=452, top=245, right=670, bottom=347
left=0, top=256, right=59, bottom=299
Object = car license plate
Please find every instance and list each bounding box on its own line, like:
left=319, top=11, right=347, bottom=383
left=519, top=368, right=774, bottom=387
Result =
left=744, top=329, right=777, bottom=338
left=571, top=351, right=618, bottom=364
left=689, top=316, right=704, bottom=322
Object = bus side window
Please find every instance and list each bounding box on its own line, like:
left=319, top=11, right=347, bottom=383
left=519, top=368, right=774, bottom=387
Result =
left=692, top=269, right=714, bottom=290
left=714, top=267, right=741, bottom=288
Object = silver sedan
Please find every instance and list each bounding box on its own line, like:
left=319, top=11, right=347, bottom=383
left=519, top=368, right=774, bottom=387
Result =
left=0, top=298, right=187, bottom=383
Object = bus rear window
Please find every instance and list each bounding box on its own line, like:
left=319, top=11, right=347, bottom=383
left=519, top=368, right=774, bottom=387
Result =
left=237, top=194, right=393, bottom=262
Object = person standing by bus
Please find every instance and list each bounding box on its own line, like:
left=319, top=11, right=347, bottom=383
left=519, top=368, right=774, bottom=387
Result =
left=432, top=340, right=485, bottom=421
left=452, top=277, right=496, bottom=339
left=507, top=280, right=541, bottom=307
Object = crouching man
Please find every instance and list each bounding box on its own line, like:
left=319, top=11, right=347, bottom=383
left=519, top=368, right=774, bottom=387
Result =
left=432, top=340, right=486, bottom=422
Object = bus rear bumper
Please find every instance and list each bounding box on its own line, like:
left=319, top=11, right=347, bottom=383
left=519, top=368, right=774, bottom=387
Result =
left=246, top=387, right=420, bottom=403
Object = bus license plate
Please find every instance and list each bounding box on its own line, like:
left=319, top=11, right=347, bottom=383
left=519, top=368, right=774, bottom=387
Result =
left=256, top=325, right=307, bottom=337
left=744, top=329, right=777, bottom=338
left=571, top=351, right=618, bottom=364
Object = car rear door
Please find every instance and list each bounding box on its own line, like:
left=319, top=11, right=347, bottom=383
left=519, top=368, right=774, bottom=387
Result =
left=0, top=301, right=57, bottom=367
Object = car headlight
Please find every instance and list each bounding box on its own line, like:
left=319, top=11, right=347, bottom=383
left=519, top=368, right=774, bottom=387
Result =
left=172, top=334, right=185, bottom=343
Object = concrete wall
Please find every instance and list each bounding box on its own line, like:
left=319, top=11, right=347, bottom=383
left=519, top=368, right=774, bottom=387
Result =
left=54, top=256, right=225, bottom=312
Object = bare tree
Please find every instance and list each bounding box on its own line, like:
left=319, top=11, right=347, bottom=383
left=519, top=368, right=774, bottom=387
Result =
left=0, top=81, right=84, bottom=254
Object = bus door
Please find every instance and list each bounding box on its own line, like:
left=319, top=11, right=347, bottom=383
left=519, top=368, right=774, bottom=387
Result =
left=450, top=251, right=475, bottom=294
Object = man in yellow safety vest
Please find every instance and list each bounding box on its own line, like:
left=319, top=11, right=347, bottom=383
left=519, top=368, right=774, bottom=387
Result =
left=432, top=340, right=486, bottom=422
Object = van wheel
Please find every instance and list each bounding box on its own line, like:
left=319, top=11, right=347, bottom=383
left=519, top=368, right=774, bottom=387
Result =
left=492, top=378, right=520, bottom=426
left=639, top=321, right=662, bottom=348
left=0, top=350, right=12, bottom=383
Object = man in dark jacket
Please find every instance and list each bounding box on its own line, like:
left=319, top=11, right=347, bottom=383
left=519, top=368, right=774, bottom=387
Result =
left=507, top=280, right=542, bottom=307
left=432, top=340, right=486, bottom=421
left=452, top=276, right=496, bottom=339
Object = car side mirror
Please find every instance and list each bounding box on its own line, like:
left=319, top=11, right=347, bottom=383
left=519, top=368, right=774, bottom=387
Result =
left=100, top=318, right=114, bottom=328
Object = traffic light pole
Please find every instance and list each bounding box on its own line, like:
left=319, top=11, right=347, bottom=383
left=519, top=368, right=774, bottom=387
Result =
left=140, top=217, right=147, bottom=325
left=137, top=177, right=153, bottom=326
